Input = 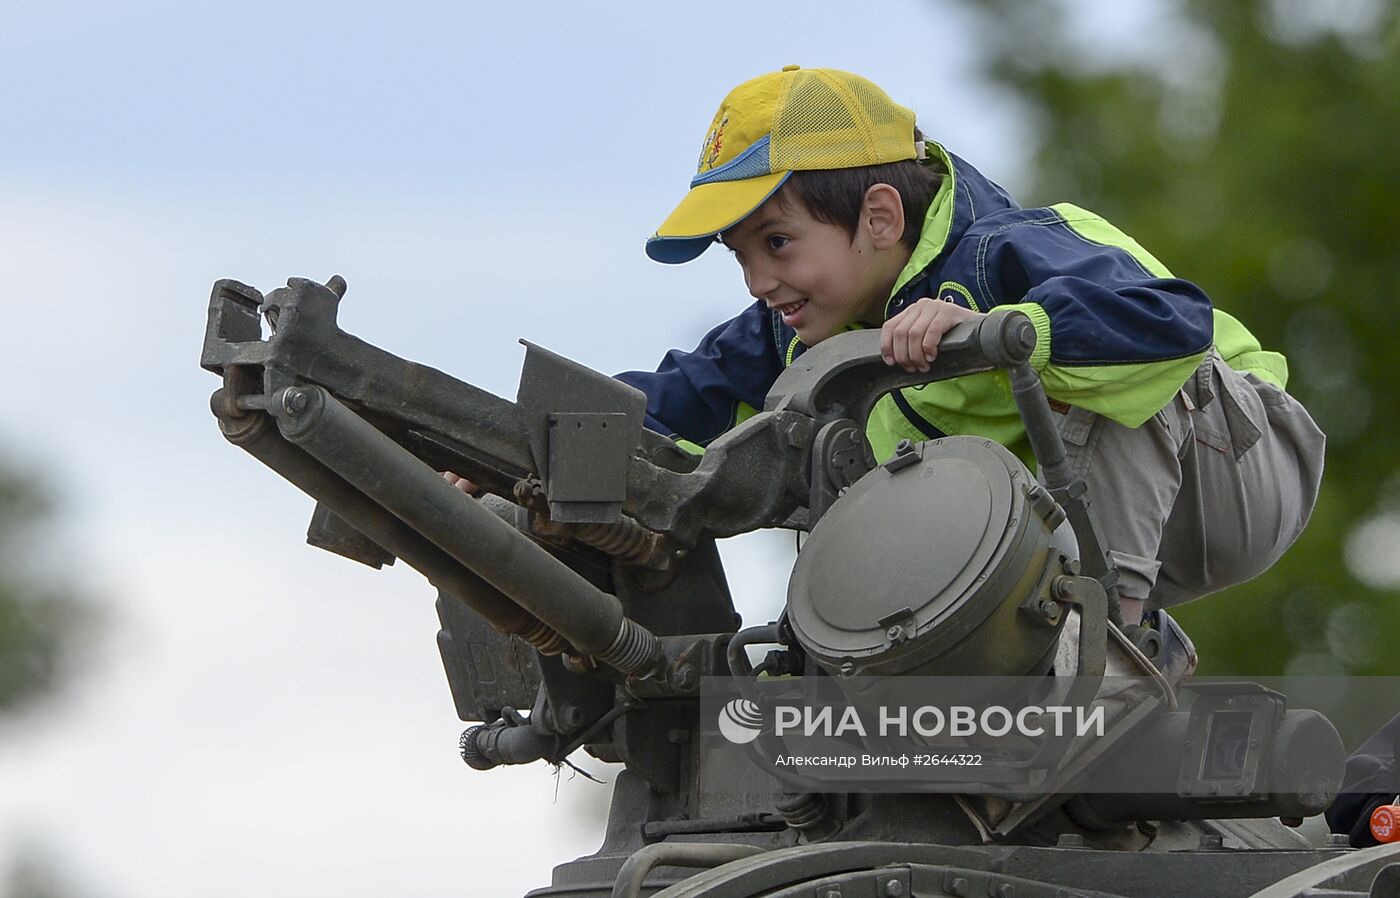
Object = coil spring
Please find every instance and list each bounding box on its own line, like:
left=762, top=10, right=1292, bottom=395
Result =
left=513, top=478, right=662, bottom=566
left=774, top=792, right=829, bottom=831
left=518, top=618, right=570, bottom=656
left=459, top=726, right=495, bottom=770
left=598, top=618, right=662, bottom=675
left=569, top=518, right=653, bottom=562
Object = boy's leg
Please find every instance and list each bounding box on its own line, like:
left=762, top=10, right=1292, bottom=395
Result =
left=1150, top=354, right=1325, bottom=608
left=1045, top=352, right=1325, bottom=614
left=1046, top=393, right=1192, bottom=622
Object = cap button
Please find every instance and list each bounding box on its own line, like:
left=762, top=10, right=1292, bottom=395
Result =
left=782, top=64, right=801, bottom=72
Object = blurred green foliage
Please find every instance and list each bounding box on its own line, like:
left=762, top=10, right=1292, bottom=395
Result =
left=0, top=458, right=93, bottom=717
left=960, top=0, right=1400, bottom=674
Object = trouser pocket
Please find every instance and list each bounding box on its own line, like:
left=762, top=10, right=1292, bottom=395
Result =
left=1183, top=352, right=1263, bottom=460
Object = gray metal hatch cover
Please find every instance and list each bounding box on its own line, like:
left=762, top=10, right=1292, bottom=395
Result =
left=787, top=439, right=1018, bottom=661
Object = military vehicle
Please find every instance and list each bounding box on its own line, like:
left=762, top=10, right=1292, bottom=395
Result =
left=202, top=275, right=1400, bottom=897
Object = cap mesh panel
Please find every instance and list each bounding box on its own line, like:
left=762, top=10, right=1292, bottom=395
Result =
left=770, top=70, right=916, bottom=172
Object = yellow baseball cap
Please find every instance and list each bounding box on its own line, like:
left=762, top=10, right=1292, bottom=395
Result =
left=647, top=65, right=918, bottom=264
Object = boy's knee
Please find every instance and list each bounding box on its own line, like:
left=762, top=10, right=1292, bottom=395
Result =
left=1108, top=551, right=1162, bottom=611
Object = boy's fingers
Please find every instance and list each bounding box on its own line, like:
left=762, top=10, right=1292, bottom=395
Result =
left=911, top=303, right=943, bottom=371
left=881, top=304, right=902, bottom=360
left=884, top=312, right=915, bottom=366
left=884, top=299, right=979, bottom=373
left=921, top=316, right=944, bottom=363
left=896, top=306, right=918, bottom=369
left=881, top=309, right=910, bottom=364
left=441, top=471, right=481, bottom=496
left=905, top=316, right=928, bottom=372
left=884, top=298, right=957, bottom=370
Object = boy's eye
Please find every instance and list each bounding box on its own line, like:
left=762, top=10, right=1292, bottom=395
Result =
left=766, top=235, right=790, bottom=251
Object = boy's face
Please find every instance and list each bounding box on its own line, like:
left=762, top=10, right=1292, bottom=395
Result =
left=721, top=187, right=903, bottom=345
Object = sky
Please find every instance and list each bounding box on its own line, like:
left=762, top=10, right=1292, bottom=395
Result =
left=0, top=2, right=1170, bottom=895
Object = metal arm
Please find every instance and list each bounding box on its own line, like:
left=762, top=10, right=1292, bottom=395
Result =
left=764, top=312, right=1037, bottom=424
left=267, top=383, right=666, bottom=678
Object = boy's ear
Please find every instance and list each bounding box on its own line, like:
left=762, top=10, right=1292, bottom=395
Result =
left=861, top=183, right=906, bottom=250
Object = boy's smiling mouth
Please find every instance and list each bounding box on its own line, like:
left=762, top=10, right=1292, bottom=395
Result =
left=775, top=298, right=808, bottom=323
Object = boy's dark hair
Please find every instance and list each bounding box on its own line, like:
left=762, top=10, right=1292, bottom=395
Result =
left=784, top=131, right=945, bottom=250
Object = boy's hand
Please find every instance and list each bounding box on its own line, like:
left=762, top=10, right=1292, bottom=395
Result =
left=881, top=297, right=983, bottom=373
left=442, top=471, right=482, bottom=496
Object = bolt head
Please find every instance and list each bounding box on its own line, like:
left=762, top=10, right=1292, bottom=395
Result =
left=882, top=878, right=904, bottom=897
left=282, top=389, right=308, bottom=413
left=674, top=665, right=698, bottom=690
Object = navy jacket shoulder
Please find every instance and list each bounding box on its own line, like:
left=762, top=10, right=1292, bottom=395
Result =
left=615, top=300, right=787, bottom=445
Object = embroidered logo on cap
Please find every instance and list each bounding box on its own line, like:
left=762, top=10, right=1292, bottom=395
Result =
left=697, top=114, right=729, bottom=172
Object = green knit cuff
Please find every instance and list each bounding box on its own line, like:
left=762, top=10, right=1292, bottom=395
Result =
left=995, top=303, right=1052, bottom=370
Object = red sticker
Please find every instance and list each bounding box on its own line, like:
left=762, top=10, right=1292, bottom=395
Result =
left=1371, top=805, right=1399, bottom=842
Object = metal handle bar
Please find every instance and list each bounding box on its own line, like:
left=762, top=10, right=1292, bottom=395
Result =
left=764, top=311, right=1037, bottom=425
left=763, top=311, right=1076, bottom=486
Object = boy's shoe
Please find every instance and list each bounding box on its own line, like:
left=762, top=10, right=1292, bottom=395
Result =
left=1142, top=609, right=1198, bottom=685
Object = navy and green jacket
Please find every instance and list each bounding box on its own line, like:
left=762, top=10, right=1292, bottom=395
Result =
left=618, top=144, right=1288, bottom=463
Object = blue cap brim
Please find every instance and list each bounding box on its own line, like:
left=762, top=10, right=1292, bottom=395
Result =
left=645, top=234, right=719, bottom=264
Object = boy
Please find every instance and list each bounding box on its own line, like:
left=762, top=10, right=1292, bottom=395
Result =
left=613, top=65, right=1326, bottom=635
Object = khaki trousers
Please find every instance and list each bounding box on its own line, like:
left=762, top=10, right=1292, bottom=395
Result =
left=1047, top=353, right=1326, bottom=610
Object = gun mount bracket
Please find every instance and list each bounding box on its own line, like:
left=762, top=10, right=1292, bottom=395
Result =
left=517, top=340, right=649, bottom=525
left=548, top=411, right=630, bottom=521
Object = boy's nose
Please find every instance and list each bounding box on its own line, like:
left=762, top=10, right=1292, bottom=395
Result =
left=744, top=267, right=781, bottom=302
